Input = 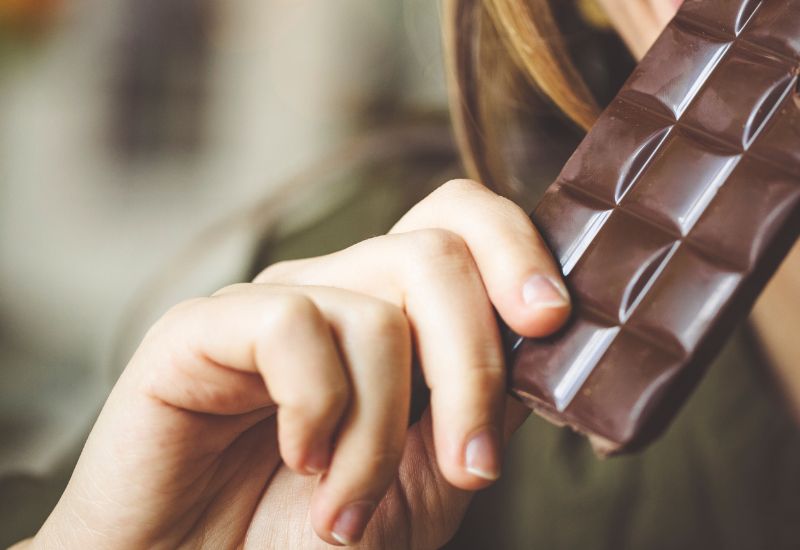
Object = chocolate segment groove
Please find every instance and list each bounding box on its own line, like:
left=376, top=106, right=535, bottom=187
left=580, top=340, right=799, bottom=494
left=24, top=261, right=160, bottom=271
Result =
left=508, top=0, right=800, bottom=455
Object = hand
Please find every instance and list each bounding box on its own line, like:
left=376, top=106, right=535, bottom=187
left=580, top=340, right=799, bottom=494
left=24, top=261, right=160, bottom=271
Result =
left=29, top=180, right=571, bottom=549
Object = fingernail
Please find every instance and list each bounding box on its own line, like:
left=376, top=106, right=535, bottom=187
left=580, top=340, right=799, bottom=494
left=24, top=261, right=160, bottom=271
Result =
left=331, top=501, right=375, bottom=546
left=304, top=445, right=330, bottom=475
left=465, top=428, right=500, bottom=481
left=522, top=274, right=569, bottom=309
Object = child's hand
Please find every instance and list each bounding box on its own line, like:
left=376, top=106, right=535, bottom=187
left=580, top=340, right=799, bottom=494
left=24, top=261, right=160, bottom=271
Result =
left=31, top=180, right=570, bottom=549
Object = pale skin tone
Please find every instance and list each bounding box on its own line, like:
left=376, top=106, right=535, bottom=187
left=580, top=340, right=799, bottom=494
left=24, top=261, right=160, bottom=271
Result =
left=21, top=180, right=570, bottom=549
left=15, top=1, right=799, bottom=548
left=595, top=0, right=685, bottom=58
left=751, top=240, right=800, bottom=422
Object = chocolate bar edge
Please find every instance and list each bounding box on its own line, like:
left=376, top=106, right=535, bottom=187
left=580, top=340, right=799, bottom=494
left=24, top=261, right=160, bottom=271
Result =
left=508, top=205, right=800, bottom=455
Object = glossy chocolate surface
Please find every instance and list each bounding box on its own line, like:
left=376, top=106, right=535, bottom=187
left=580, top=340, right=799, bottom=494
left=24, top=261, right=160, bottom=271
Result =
left=509, top=0, right=800, bottom=454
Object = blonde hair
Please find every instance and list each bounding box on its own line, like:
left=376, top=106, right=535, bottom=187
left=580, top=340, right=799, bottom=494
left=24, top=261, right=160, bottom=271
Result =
left=444, top=0, right=601, bottom=190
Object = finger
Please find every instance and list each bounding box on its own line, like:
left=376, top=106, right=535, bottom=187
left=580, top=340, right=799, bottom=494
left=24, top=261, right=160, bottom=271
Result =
left=259, top=179, right=572, bottom=337
left=302, top=293, right=412, bottom=546
left=212, top=285, right=414, bottom=546
left=254, top=179, right=562, bottom=489
left=390, top=178, right=570, bottom=337
left=383, top=396, right=530, bottom=549
left=257, top=230, right=508, bottom=491
left=398, top=229, right=507, bottom=489
left=144, top=286, right=350, bottom=475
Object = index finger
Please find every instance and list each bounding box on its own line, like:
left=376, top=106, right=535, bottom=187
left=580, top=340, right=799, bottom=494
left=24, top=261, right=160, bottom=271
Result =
left=391, top=178, right=571, bottom=337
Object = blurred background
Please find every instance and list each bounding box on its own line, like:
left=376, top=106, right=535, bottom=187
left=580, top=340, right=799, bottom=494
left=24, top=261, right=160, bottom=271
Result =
left=0, top=0, right=457, bottom=543
left=4, top=2, right=798, bottom=548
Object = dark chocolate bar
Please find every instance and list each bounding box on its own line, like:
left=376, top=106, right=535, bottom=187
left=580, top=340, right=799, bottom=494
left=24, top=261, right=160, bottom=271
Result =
left=509, top=0, right=800, bottom=455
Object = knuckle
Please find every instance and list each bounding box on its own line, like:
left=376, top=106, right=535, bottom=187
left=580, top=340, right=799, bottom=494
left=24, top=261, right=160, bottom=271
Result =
left=211, top=282, right=251, bottom=297
left=492, top=194, right=538, bottom=233
left=268, top=293, right=321, bottom=331
left=393, top=179, right=487, bottom=233
left=493, top=193, right=527, bottom=219
left=136, top=298, right=209, bottom=396
left=354, top=301, right=409, bottom=341
left=150, top=297, right=206, bottom=335
left=169, top=296, right=207, bottom=316
left=253, top=260, right=296, bottom=284
left=411, top=228, right=470, bottom=264
left=435, top=178, right=485, bottom=197
left=405, top=229, right=476, bottom=283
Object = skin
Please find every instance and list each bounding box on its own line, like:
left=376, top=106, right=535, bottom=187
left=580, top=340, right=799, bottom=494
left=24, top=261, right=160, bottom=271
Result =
left=15, top=0, right=798, bottom=548
left=751, top=241, right=800, bottom=423
left=17, top=180, right=571, bottom=549
left=595, top=0, right=683, bottom=58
